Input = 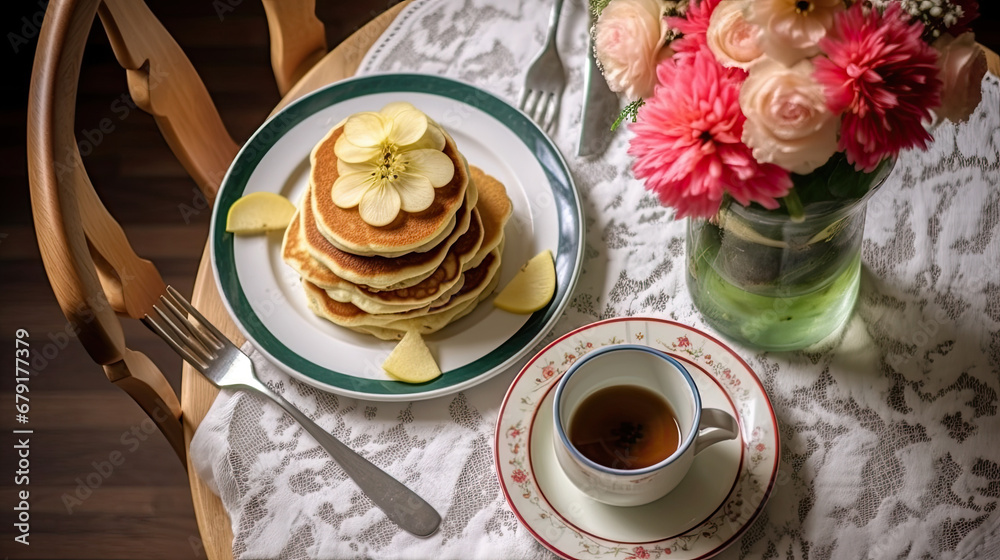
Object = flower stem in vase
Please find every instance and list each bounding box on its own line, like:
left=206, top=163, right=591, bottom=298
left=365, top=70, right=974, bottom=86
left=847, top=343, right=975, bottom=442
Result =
left=782, top=188, right=805, bottom=223
left=685, top=159, right=894, bottom=351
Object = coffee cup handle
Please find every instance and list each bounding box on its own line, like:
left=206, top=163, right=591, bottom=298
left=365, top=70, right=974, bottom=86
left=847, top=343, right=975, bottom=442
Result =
left=694, top=408, right=739, bottom=455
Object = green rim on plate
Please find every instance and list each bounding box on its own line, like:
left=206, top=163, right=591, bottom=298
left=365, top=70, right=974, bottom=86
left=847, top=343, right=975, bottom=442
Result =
left=211, top=74, right=583, bottom=397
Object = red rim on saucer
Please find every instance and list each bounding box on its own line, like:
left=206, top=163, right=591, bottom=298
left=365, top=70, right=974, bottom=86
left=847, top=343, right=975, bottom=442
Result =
left=494, top=317, right=780, bottom=560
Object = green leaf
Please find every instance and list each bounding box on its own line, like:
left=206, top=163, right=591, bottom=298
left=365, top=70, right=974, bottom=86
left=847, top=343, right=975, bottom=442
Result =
left=589, top=0, right=613, bottom=17
left=611, top=99, right=644, bottom=131
left=790, top=153, right=893, bottom=206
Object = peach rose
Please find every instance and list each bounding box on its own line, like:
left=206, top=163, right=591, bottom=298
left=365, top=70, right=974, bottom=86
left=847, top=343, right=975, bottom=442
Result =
left=747, top=0, right=844, bottom=66
left=707, top=0, right=764, bottom=70
left=933, top=32, right=987, bottom=124
left=594, top=0, right=669, bottom=101
left=740, top=58, right=839, bottom=175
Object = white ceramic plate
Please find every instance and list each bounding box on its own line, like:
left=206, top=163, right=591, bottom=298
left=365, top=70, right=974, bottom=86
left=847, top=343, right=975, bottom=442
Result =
left=210, top=74, right=584, bottom=401
left=495, top=317, right=780, bottom=559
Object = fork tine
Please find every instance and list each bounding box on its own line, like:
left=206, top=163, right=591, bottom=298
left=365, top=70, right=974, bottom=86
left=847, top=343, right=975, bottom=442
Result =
left=541, top=94, right=561, bottom=131
left=532, top=93, right=548, bottom=125
left=142, top=313, right=210, bottom=372
left=522, top=90, right=543, bottom=122
left=149, top=291, right=442, bottom=536
left=535, top=93, right=555, bottom=129
left=519, top=0, right=565, bottom=129
left=159, top=291, right=223, bottom=353
left=166, top=285, right=231, bottom=350
left=154, top=297, right=216, bottom=363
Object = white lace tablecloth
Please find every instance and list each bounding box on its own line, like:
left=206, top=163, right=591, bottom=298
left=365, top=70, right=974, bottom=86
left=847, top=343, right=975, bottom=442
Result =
left=190, top=1, right=1000, bottom=558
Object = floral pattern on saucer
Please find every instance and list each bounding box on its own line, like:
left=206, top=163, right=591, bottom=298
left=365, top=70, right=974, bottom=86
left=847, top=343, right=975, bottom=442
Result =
left=495, top=317, right=779, bottom=560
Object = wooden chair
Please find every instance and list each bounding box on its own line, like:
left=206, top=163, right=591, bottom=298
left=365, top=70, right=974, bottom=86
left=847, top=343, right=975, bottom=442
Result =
left=27, top=0, right=409, bottom=557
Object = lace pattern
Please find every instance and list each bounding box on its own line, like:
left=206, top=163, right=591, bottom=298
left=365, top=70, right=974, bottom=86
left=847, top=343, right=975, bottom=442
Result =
left=190, top=0, right=1000, bottom=558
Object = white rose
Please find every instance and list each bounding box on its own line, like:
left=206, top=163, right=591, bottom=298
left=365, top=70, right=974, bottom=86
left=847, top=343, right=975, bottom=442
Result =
left=594, top=0, right=670, bottom=101
left=740, top=58, right=839, bottom=175
left=933, top=32, right=987, bottom=124
left=707, top=0, right=764, bottom=70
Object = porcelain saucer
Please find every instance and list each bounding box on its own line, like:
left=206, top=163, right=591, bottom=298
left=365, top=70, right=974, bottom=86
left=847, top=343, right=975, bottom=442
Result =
left=495, top=317, right=780, bottom=559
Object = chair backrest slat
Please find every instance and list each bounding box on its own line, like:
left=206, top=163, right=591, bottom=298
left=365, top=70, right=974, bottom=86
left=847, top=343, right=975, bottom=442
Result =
left=29, top=0, right=206, bottom=463
left=262, top=0, right=328, bottom=95
left=74, top=149, right=166, bottom=319
left=29, top=0, right=336, bottom=467
left=98, top=0, right=239, bottom=201
left=107, top=349, right=185, bottom=459
left=30, top=0, right=126, bottom=367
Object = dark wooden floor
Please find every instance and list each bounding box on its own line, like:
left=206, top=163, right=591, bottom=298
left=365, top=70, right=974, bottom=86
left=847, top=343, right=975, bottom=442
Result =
left=1, top=2, right=998, bottom=559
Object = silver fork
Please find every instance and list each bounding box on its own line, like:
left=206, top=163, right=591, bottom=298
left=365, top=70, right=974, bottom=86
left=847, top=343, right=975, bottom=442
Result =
left=518, top=0, right=566, bottom=131
left=143, top=286, right=441, bottom=538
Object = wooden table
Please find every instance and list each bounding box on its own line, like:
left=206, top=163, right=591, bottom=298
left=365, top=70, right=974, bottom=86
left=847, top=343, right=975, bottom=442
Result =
left=177, top=4, right=1000, bottom=552
left=180, top=3, right=410, bottom=558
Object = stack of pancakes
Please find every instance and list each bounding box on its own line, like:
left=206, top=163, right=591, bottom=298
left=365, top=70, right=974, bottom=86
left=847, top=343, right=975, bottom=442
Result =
left=282, top=119, right=512, bottom=340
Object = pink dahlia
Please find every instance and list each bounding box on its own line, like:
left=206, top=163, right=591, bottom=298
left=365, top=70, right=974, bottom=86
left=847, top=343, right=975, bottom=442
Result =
left=628, top=49, right=792, bottom=219
left=668, top=0, right=723, bottom=60
left=814, top=3, right=942, bottom=171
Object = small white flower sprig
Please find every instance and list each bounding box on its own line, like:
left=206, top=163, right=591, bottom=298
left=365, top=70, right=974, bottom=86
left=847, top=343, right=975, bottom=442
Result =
left=870, top=0, right=969, bottom=37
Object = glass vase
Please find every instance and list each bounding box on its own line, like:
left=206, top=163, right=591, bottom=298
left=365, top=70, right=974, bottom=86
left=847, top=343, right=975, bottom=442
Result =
left=686, top=157, right=894, bottom=351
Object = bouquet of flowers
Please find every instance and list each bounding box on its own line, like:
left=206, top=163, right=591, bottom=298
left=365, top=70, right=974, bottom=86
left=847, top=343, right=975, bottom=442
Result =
left=591, top=0, right=987, bottom=219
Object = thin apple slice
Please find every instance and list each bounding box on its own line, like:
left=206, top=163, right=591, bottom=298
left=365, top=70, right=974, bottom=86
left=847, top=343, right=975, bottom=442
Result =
left=225, top=192, right=296, bottom=234
left=382, top=330, right=441, bottom=383
left=493, top=249, right=556, bottom=314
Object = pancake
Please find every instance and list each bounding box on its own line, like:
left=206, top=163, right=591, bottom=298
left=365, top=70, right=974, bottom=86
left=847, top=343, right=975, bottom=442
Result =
left=351, top=271, right=501, bottom=340
left=293, top=209, right=485, bottom=315
left=309, top=124, right=469, bottom=257
left=290, top=174, right=478, bottom=290
left=284, top=202, right=476, bottom=313
left=464, top=166, right=513, bottom=269
left=285, top=104, right=509, bottom=343
left=301, top=248, right=502, bottom=340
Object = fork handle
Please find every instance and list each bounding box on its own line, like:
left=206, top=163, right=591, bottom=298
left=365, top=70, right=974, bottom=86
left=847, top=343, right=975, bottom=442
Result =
left=246, top=380, right=442, bottom=537
left=544, top=0, right=564, bottom=47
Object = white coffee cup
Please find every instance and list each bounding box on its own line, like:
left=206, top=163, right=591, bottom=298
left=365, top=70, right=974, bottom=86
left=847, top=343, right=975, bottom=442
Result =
left=552, top=344, right=739, bottom=506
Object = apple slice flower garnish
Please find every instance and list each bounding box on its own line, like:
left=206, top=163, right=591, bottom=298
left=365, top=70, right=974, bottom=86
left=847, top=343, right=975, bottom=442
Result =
left=332, top=102, right=455, bottom=227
